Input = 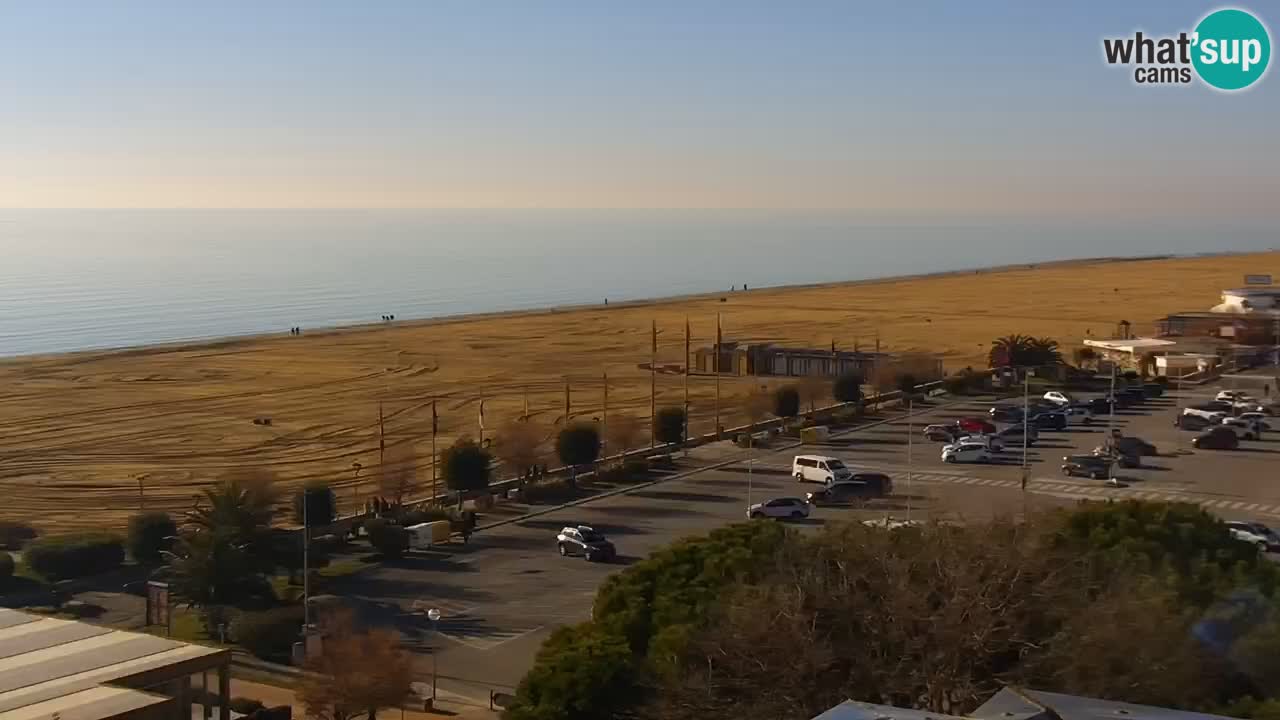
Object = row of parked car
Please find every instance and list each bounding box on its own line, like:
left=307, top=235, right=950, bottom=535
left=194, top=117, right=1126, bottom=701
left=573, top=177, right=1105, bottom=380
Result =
left=1179, top=390, right=1275, bottom=450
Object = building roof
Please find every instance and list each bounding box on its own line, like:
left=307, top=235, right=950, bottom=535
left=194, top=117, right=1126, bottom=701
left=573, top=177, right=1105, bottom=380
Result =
left=972, top=688, right=1237, bottom=720
left=0, top=609, right=228, bottom=720
left=813, top=700, right=970, bottom=720
left=1083, top=338, right=1177, bottom=351
left=813, top=689, right=1239, bottom=720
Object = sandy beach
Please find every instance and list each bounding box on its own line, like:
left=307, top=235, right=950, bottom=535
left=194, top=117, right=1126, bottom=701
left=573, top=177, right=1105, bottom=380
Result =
left=2, top=251, right=1276, bottom=533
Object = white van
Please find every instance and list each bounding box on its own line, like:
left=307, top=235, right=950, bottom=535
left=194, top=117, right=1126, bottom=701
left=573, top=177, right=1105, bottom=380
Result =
left=792, top=455, right=853, bottom=484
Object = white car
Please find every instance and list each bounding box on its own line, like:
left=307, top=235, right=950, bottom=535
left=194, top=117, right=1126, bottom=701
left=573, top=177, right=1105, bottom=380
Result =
left=1225, top=521, right=1280, bottom=552
left=941, top=442, right=991, bottom=463
left=1043, top=391, right=1073, bottom=406
left=1184, top=407, right=1228, bottom=423
left=1221, top=416, right=1264, bottom=440
left=957, top=433, right=1005, bottom=451
left=747, top=497, right=812, bottom=520
left=792, top=455, right=854, bottom=484
left=1217, top=390, right=1255, bottom=403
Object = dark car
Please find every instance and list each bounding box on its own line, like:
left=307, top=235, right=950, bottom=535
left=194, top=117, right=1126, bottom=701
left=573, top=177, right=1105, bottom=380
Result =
left=1118, top=388, right=1146, bottom=404
left=1112, top=435, right=1158, bottom=457
left=1143, top=382, right=1165, bottom=398
left=1086, top=397, right=1114, bottom=415
left=122, top=580, right=150, bottom=597
left=1192, top=427, right=1240, bottom=450
left=806, top=475, right=892, bottom=506
left=996, top=424, right=1039, bottom=445
left=556, top=525, right=616, bottom=562
left=1030, top=411, right=1067, bottom=430
left=989, top=405, right=1024, bottom=423
left=1175, top=414, right=1212, bottom=431
left=1062, top=454, right=1113, bottom=479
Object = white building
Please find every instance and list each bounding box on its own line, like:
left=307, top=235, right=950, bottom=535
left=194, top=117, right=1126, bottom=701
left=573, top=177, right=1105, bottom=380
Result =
left=1211, top=288, right=1280, bottom=314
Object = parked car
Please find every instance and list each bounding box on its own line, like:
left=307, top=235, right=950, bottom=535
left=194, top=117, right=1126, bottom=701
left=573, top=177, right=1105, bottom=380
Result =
left=122, top=580, right=150, bottom=597
left=1175, top=413, right=1212, bottom=431
left=806, top=477, right=891, bottom=506
left=996, top=424, right=1039, bottom=445
left=792, top=455, right=854, bottom=484
left=957, top=433, right=1005, bottom=451
left=1030, top=411, right=1068, bottom=430
left=1192, top=426, right=1240, bottom=450
left=1117, top=388, right=1146, bottom=404
left=848, top=472, right=893, bottom=495
left=1043, top=391, right=1073, bottom=406
left=1142, top=382, right=1165, bottom=398
left=1238, top=412, right=1273, bottom=431
left=1219, top=417, right=1262, bottom=440
left=1062, top=406, right=1094, bottom=425
left=1184, top=407, right=1228, bottom=423
left=1225, top=521, right=1280, bottom=552
left=1061, top=454, right=1113, bottom=479
left=1217, top=390, right=1255, bottom=403
left=1108, top=432, right=1158, bottom=457
left=1199, top=400, right=1235, bottom=412
left=989, top=405, right=1024, bottom=423
left=556, top=525, right=616, bottom=562
left=957, top=417, right=998, bottom=434
left=1086, top=397, right=1114, bottom=415
left=923, top=424, right=960, bottom=442
left=748, top=497, right=812, bottom=519
left=1091, top=447, right=1140, bottom=468
left=941, top=442, right=991, bottom=463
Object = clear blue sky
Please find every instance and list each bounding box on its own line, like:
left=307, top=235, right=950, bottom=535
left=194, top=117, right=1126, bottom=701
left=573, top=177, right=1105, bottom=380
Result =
left=1, top=1, right=1276, bottom=220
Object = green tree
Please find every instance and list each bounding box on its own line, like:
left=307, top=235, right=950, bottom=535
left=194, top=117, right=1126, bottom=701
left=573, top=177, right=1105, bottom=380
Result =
left=506, top=625, right=637, bottom=720
left=832, top=371, right=863, bottom=404
left=168, top=528, right=262, bottom=607
left=441, top=439, right=492, bottom=494
left=990, top=334, right=1063, bottom=367
left=772, top=385, right=800, bottom=419
left=126, top=511, right=177, bottom=564
left=557, top=423, right=601, bottom=468
left=0, top=551, right=13, bottom=585
left=293, top=480, right=337, bottom=528
left=186, top=472, right=280, bottom=575
left=654, top=406, right=686, bottom=446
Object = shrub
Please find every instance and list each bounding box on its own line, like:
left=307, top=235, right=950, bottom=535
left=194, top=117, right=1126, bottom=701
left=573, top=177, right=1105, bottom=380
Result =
left=365, top=519, right=409, bottom=560
left=832, top=371, right=864, bottom=404
left=0, top=551, right=13, bottom=583
left=293, top=481, right=337, bottom=527
left=557, top=423, right=602, bottom=467
left=229, top=697, right=266, bottom=714
left=654, top=406, right=686, bottom=446
left=772, top=386, right=800, bottom=419
left=24, top=533, right=125, bottom=581
left=942, top=375, right=969, bottom=396
left=231, top=605, right=304, bottom=661
left=127, top=511, right=177, bottom=564
left=0, top=521, right=37, bottom=550
left=896, top=373, right=919, bottom=395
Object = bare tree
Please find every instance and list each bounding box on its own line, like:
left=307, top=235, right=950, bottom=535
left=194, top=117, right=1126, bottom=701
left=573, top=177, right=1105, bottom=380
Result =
left=298, top=610, right=414, bottom=720
left=652, top=518, right=1177, bottom=720
left=798, top=375, right=829, bottom=417
left=495, top=419, right=545, bottom=478
left=604, top=413, right=642, bottom=462
left=377, top=443, right=417, bottom=509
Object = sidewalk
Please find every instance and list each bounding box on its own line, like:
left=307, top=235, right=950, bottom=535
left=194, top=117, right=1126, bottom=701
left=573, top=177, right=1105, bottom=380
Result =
left=230, top=679, right=500, bottom=719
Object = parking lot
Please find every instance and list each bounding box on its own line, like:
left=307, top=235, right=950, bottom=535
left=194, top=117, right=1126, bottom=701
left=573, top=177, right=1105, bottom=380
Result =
left=331, top=374, right=1280, bottom=704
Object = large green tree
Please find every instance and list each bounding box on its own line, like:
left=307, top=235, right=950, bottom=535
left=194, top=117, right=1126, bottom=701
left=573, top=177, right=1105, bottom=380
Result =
left=441, top=439, right=493, bottom=494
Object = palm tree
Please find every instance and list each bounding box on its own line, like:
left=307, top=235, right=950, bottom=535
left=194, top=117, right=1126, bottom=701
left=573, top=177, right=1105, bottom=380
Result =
left=187, top=472, right=279, bottom=541
left=1028, top=337, right=1064, bottom=366
left=989, top=334, right=1034, bottom=368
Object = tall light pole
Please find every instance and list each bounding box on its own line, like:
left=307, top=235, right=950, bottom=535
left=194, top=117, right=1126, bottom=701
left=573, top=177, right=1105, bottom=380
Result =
left=302, top=492, right=310, bottom=629
left=1021, top=369, right=1030, bottom=492
left=906, top=395, right=913, bottom=523
left=427, top=608, right=441, bottom=702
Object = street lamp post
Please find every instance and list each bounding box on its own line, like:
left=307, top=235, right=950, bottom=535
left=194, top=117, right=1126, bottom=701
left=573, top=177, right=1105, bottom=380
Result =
left=1021, top=369, right=1031, bottom=492
left=905, top=395, right=913, bottom=523
left=427, top=608, right=441, bottom=702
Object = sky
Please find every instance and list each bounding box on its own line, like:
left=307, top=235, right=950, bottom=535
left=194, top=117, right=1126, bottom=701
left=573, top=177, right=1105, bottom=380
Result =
left=1, top=1, right=1277, bottom=220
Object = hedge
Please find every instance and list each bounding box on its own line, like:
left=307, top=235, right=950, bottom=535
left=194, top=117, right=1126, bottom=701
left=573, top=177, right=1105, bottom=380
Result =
left=365, top=519, right=409, bottom=559
left=24, top=533, right=125, bottom=581
left=231, top=605, right=304, bottom=661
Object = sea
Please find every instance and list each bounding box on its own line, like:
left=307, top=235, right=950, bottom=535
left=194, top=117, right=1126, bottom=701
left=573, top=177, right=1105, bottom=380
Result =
left=0, top=209, right=1274, bottom=358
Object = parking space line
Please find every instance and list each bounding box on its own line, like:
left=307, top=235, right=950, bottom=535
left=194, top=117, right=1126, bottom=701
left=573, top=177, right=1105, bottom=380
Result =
left=1248, top=503, right=1263, bottom=511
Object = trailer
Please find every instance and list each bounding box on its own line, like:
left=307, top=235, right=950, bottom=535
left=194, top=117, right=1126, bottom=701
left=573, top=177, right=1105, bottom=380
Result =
left=406, top=520, right=453, bottom=551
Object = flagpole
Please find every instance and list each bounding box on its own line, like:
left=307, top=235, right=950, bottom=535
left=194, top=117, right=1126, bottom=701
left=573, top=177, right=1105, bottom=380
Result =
left=602, top=370, right=609, bottom=438
left=523, top=386, right=529, bottom=422
left=684, top=317, right=690, bottom=443
left=478, top=392, right=485, bottom=443
left=378, top=400, right=386, bottom=470
left=431, top=400, right=438, bottom=507
left=565, top=380, right=571, bottom=423
left=651, top=319, right=657, bottom=447
left=714, top=313, right=722, bottom=438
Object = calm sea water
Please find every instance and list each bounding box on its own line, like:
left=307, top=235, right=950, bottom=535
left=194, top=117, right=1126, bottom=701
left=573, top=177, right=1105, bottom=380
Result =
left=0, top=210, right=1274, bottom=358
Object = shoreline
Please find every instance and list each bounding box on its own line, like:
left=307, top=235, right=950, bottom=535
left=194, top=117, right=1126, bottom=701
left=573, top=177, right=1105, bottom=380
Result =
left=0, top=251, right=1203, bottom=365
